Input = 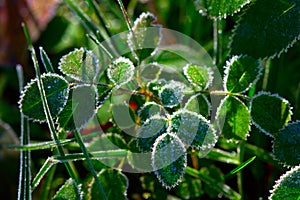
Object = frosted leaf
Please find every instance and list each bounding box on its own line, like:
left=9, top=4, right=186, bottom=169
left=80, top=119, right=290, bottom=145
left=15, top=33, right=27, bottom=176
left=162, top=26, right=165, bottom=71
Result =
left=183, top=64, right=213, bottom=90
left=224, top=55, right=262, bottom=93
left=250, top=92, right=292, bottom=137
left=216, top=96, right=251, bottom=140
left=128, top=12, right=161, bottom=61
left=57, top=85, right=98, bottom=131
left=107, top=57, right=135, bottom=87
left=194, top=0, right=251, bottom=19
left=136, top=116, right=167, bottom=152
left=19, top=73, right=69, bottom=122
left=53, top=178, right=83, bottom=200
left=170, top=109, right=217, bottom=151
left=159, top=81, right=186, bottom=108
left=138, top=102, right=166, bottom=123
left=273, top=121, right=300, bottom=167
left=58, top=48, right=99, bottom=82
left=152, top=133, right=187, bottom=189
left=269, top=165, right=300, bottom=200
left=230, top=0, right=300, bottom=59
left=140, top=62, right=162, bottom=82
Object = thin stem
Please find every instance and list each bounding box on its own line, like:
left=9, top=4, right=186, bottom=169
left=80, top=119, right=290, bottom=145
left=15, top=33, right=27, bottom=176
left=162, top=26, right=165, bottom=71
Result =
left=116, top=0, right=133, bottom=31
left=22, top=23, right=79, bottom=183
left=73, top=130, right=108, bottom=200
left=17, top=64, right=32, bottom=200
left=262, top=59, right=271, bottom=90
left=237, top=141, right=245, bottom=197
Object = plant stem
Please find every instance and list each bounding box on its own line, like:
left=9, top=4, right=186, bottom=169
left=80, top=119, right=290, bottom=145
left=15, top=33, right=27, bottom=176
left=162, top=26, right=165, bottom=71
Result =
left=116, top=0, right=133, bottom=31
left=213, top=18, right=223, bottom=66
left=17, top=65, right=32, bottom=200
left=262, top=59, right=271, bottom=90
left=237, top=141, right=245, bottom=197
left=73, top=130, right=108, bottom=200
left=22, top=23, right=79, bottom=183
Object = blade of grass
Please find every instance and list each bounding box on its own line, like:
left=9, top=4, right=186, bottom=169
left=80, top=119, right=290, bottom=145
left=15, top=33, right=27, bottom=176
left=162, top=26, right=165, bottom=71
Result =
left=17, top=64, right=32, bottom=200
left=32, top=149, right=128, bottom=190
left=223, top=156, right=256, bottom=180
left=6, top=132, right=99, bottom=151
left=39, top=47, right=54, bottom=73
left=22, top=23, right=79, bottom=184
left=32, top=158, right=56, bottom=190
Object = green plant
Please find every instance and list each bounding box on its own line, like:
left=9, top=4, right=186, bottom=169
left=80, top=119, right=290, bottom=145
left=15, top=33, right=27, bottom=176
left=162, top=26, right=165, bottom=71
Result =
left=3, top=0, right=300, bottom=199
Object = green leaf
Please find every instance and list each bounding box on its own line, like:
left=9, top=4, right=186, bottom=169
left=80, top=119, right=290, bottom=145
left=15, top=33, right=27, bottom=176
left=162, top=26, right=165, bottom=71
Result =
left=152, top=133, right=187, bottom=189
left=230, top=0, right=300, bottom=59
left=273, top=121, right=300, bottom=167
left=216, top=96, right=251, bottom=140
left=107, top=57, right=135, bottom=87
left=183, top=64, right=212, bottom=90
left=140, top=62, right=162, bottom=82
left=58, top=48, right=99, bottom=82
left=53, top=178, right=82, bottom=200
left=250, top=92, right=292, bottom=137
left=89, top=169, right=128, bottom=200
left=57, top=85, right=97, bottom=131
left=170, top=109, right=217, bottom=151
left=19, top=73, right=69, bottom=122
left=194, top=0, right=251, bottom=19
left=128, top=12, right=161, bottom=61
left=184, top=93, right=211, bottom=118
left=136, top=116, right=168, bottom=152
left=138, top=102, right=166, bottom=123
left=159, top=81, right=186, bottom=108
left=224, top=55, right=262, bottom=93
left=269, top=165, right=300, bottom=200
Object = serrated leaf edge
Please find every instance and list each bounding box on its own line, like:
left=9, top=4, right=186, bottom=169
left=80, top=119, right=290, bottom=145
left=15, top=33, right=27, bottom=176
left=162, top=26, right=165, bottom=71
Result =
left=151, top=132, right=187, bottom=189
left=183, top=63, right=214, bottom=90
left=195, top=0, right=251, bottom=19
left=215, top=95, right=251, bottom=140
left=53, top=178, right=83, bottom=200
left=137, top=101, right=166, bottom=119
left=107, top=57, right=135, bottom=87
left=223, top=55, right=263, bottom=93
left=56, top=84, right=98, bottom=131
left=250, top=91, right=293, bottom=137
left=170, top=109, right=217, bottom=150
left=272, top=120, right=300, bottom=168
left=229, top=5, right=300, bottom=60
left=127, top=12, right=162, bottom=61
left=269, top=164, right=300, bottom=200
left=19, top=73, right=70, bottom=123
left=158, top=80, right=187, bottom=108
left=140, top=62, right=162, bottom=82
left=58, top=47, right=99, bottom=82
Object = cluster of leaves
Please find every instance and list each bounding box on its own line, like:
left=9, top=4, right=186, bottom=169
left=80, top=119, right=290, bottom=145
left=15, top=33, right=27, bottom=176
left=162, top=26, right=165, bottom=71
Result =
left=14, top=0, right=300, bottom=199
